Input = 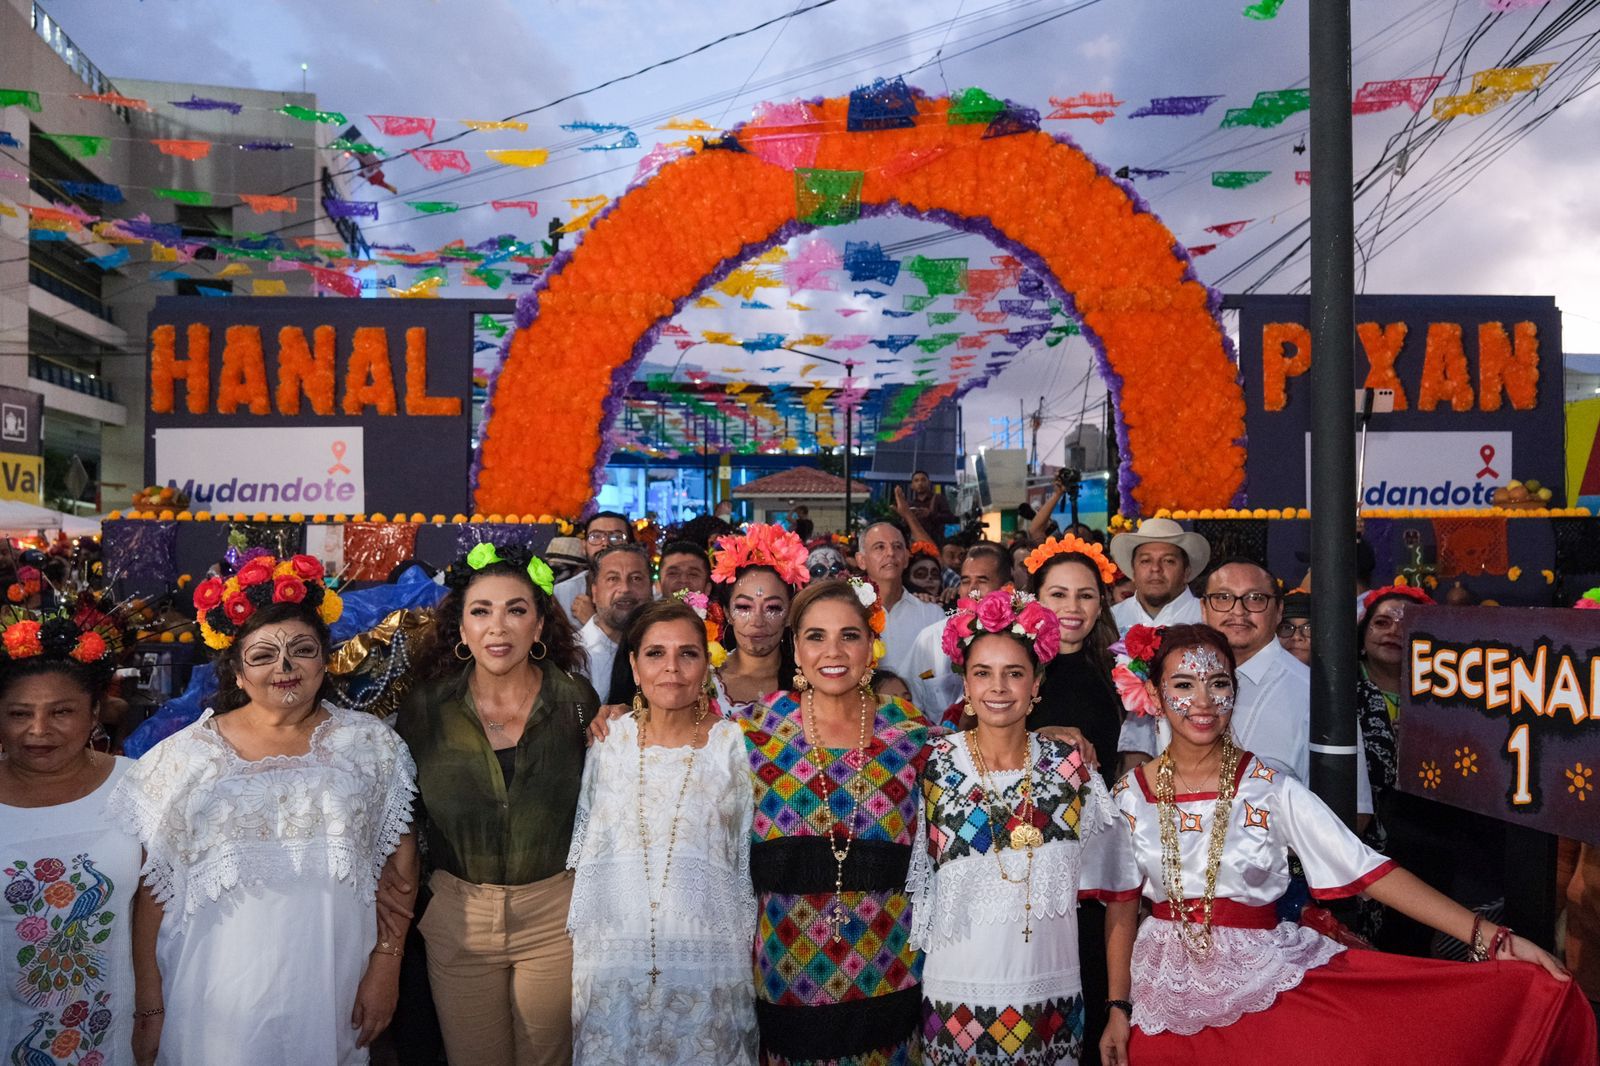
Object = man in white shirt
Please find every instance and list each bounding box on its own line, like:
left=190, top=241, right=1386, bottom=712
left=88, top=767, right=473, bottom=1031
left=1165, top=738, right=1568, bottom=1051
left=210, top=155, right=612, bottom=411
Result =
left=1107, top=518, right=1208, bottom=634
left=904, top=542, right=1009, bottom=719
left=856, top=518, right=945, bottom=680
left=1121, top=557, right=1371, bottom=815
left=554, top=511, right=633, bottom=627
left=578, top=544, right=650, bottom=704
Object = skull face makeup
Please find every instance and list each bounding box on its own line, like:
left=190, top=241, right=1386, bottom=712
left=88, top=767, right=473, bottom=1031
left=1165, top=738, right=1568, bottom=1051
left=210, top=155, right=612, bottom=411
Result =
left=238, top=622, right=325, bottom=709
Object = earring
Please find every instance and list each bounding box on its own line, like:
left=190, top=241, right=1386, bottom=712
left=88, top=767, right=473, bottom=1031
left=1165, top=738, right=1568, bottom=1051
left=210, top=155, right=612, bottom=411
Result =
left=632, top=692, right=648, bottom=718
left=454, top=641, right=474, bottom=661
left=793, top=672, right=810, bottom=692
left=529, top=640, right=547, bottom=661
left=858, top=673, right=875, bottom=699
left=1031, top=694, right=1042, bottom=705
left=88, top=722, right=109, bottom=748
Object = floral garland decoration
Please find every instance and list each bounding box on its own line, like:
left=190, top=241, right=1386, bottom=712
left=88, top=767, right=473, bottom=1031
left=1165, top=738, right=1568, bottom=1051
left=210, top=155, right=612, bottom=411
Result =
left=192, top=551, right=343, bottom=651
left=473, top=89, right=1241, bottom=518
left=909, top=540, right=941, bottom=564
left=443, top=541, right=556, bottom=596
left=0, top=614, right=114, bottom=670
left=1110, top=624, right=1165, bottom=718
left=675, top=590, right=728, bottom=668
left=845, top=575, right=889, bottom=666
left=6, top=566, right=41, bottom=604
left=940, top=585, right=1060, bottom=667
left=710, top=522, right=811, bottom=588
left=1023, top=534, right=1118, bottom=585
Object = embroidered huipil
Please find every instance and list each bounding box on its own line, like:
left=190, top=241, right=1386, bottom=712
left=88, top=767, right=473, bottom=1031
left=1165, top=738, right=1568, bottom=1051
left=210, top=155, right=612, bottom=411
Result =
left=910, top=734, right=1124, bottom=1066
left=111, top=707, right=416, bottom=1066
left=566, top=715, right=757, bottom=1065
left=739, top=695, right=930, bottom=1066
left=1104, top=753, right=1393, bottom=1036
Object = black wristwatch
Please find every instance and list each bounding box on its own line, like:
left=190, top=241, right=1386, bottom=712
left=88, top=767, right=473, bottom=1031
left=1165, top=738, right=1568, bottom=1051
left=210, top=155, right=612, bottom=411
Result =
left=1105, top=999, right=1134, bottom=1019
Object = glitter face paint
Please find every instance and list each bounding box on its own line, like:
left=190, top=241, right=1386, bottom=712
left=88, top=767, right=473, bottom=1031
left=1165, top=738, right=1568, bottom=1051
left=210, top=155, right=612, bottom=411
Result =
left=1161, top=645, right=1236, bottom=718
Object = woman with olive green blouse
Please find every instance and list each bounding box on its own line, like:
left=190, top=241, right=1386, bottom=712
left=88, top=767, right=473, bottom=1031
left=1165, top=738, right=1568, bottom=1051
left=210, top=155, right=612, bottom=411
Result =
left=394, top=544, right=598, bottom=1066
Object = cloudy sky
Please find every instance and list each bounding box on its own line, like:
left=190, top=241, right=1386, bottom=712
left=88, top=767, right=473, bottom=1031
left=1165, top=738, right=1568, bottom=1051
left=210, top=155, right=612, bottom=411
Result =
left=48, top=0, right=1600, bottom=461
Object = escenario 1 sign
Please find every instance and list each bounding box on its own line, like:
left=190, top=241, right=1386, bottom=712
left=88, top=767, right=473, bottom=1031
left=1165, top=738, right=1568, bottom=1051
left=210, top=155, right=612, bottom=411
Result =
left=144, top=297, right=478, bottom=515
left=1234, top=294, right=1562, bottom=510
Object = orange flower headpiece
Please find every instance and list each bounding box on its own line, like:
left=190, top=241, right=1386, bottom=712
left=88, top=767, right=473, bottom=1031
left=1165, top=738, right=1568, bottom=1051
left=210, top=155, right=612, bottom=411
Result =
left=711, top=523, right=811, bottom=588
left=1024, top=535, right=1118, bottom=586
left=909, top=540, right=940, bottom=563
left=193, top=552, right=343, bottom=651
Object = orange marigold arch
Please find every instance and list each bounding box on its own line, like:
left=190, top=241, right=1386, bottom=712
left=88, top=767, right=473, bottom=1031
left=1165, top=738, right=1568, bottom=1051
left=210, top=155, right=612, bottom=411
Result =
left=475, top=92, right=1246, bottom=517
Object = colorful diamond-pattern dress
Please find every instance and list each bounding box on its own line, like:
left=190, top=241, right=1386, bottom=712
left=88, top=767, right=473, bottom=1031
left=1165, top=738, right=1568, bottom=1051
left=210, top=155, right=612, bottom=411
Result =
left=739, top=694, right=930, bottom=1066
left=911, top=733, right=1124, bottom=1066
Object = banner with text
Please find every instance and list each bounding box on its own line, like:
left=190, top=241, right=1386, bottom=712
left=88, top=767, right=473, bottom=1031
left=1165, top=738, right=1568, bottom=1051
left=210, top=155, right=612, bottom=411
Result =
left=1236, top=294, right=1563, bottom=510
left=1398, top=605, right=1600, bottom=844
left=145, top=297, right=485, bottom=515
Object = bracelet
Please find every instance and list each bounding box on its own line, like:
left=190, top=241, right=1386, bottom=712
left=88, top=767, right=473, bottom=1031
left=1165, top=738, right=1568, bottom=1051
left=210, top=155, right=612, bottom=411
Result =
left=373, top=940, right=402, bottom=957
left=1468, top=914, right=1488, bottom=962
left=132, top=1007, right=165, bottom=1019
left=1105, top=999, right=1134, bottom=1019
left=1488, top=925, right=1515, bottom=958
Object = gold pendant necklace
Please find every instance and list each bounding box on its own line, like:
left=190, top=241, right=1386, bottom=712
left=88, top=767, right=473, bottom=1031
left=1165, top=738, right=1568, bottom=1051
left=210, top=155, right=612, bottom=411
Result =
left=1155, top=734, right=1242, bottom=958
left=635, top=696, right=710, bottom=986
left=803, top=687, right=872, bottom=943
left=965, top=730, right=1040, bottom=942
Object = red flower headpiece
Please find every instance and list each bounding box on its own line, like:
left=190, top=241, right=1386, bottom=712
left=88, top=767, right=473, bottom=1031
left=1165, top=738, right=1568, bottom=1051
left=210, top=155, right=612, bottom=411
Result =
left=194, top=554, right=343, bottom=651
left=710, top=523, right=811, bottom=588
left=1110, top=624, right=1165, bottom=718
left=1360, top=584, right=1436, bottom=616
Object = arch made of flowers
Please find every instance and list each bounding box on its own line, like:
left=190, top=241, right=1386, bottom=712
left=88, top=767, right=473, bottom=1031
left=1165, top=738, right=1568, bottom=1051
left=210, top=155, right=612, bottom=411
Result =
left=474, top=91, right=1245, bottom=518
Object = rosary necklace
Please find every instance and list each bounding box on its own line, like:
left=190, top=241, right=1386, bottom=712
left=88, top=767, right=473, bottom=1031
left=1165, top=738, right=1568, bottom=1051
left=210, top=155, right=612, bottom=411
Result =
left=803, top=686, right=872, bottom=943
left=635, top=696, right=710, bottom=986
left=966, top=730, right=1041, bottom=943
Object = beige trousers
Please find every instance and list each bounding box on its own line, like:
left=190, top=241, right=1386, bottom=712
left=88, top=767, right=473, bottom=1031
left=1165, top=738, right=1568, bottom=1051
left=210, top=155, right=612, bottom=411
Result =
left=419, top=869, right=575, bottom=1066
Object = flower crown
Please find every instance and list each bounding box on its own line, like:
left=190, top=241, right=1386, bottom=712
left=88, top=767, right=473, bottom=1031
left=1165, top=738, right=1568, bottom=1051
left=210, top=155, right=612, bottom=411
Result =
left=6, top=566, right=42, bottom=604
left=444, top=542, right=556, bottom=597
left=940, top=585, right=1061, bottom=667
left=1110, top=624, right=1165, bottom=718
left=193, top=551, right=343, bottom=651
left=1360, top=584, right=1435, bottom=615
left=1024, top=534, right=1118, bottom=585
left=675, top=590, right=729, bottom=668
left=0, top=612, right=117, bottom=672
left=909, top=540, right=941, bottom=563
left=711, top=523, right=811, bottom=588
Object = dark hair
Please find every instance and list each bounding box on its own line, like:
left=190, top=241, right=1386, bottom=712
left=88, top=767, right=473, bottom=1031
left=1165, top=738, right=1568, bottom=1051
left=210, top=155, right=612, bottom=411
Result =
left=714, top=565, right=798, bottom=685
left=1357, top=590, right=1414, bottom=654
left=213, top=601, right=335, bottom=713
left=658, top=541, right=709, bottom=574
left=418, top=553, right=586, bottom=680
left=669, top=514, right=736, bottom=551
left=0, top=658, right=110, bottom=711
left=1202, top=556, right=1282, bottom=600
left=789, top=578, right=874, bottom=634
left=625, top=599, right=708, bottom=656
left=958, top=628, right=1046, bottom=675
left=585, top=511, right=634, bottom=538
left=911, top=469, right=929, bottom=479
left=591, top=542, right=652, bottom=578
left=1031, top=551, right=1120, bottom=682
left=962, top=541, right=1009, bottom=576
left=1149, top=623, right=1238, bottom=684
left=858, top=516, right=909, bottom=548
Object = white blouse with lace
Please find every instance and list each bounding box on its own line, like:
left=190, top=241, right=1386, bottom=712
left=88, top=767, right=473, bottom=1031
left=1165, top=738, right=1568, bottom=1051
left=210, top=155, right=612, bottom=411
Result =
left=566, top=713, right=757, bottom=1066
left=110, top=706, right=416, bottom=1066
left=1103, top=753, right=1394, bottom=1036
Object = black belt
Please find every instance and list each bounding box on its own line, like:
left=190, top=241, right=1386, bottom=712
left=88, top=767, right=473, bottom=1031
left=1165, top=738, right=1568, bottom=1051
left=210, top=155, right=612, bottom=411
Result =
left=756, top=986, right=922, bottom=1060
left=750, top=836, right=911, bottom=896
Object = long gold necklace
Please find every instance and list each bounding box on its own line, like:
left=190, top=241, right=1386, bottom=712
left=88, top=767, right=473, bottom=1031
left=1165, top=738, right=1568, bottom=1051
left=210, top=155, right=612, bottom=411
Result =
left=966, top=730, right=1040, bottom=943
left=635, top=695, right=710, bottom=986
left=1154, top=735, right=1242, bottom=958
left=803, top=687, right=872, bottom=943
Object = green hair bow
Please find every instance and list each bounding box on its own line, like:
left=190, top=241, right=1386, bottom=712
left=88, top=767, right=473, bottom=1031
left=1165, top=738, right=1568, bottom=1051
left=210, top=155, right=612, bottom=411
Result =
left=465, top=542, right=555, bottom=596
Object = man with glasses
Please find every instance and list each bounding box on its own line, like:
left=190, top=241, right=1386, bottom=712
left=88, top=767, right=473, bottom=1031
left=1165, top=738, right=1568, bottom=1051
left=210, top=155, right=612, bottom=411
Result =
left=1278, top=590, right=1312, bottom=666
left=1107, top=518, right=1209, bottom=634
left=553, top=511, right=634, bottom=627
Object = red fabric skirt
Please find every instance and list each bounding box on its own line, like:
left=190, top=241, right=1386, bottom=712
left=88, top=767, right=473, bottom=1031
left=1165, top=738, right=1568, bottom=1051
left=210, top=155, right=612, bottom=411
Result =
left=1129, top=948, right=1598, bottom=1066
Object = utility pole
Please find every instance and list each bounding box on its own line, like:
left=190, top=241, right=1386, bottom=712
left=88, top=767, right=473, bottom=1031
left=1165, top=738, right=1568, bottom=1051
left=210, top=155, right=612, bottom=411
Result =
left=1029, top=396, right=1043, bottom=474
left=1308, top=0, right=1359, bottom=826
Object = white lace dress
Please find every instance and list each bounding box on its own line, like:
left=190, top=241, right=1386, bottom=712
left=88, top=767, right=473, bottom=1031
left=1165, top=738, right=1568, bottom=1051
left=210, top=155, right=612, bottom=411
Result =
left=109, top=706, right=416, bottom=1066
left=911, top=734, right=1123, bottom=1066
left=566, top=714, right=757, bottom=1066
left=1104, top=753, right=1393, bottom=1036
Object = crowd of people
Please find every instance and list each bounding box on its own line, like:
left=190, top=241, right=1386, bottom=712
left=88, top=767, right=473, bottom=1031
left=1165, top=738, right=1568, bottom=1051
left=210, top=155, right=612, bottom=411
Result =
left=1, top=480, right=1597, bottom=1066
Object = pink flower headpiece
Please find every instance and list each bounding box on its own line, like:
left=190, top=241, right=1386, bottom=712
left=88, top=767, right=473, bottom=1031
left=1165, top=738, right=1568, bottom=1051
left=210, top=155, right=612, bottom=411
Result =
left=941, top=585, right=1061, bottom=668
left=1110, top=624, right=1165, bottom=718
left=711, top=523, right=811, bottom=588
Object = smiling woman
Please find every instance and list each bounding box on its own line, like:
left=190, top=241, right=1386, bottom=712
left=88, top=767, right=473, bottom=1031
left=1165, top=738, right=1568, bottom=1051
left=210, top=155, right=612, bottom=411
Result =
left=113, top=557, right=419, bottom=1066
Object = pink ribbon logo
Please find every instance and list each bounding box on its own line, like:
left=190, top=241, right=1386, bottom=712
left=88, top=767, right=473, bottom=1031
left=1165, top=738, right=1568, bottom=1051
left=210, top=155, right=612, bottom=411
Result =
left=328, top=440, right=352, bottom=476
left=1476, top=444, right=1499, bottom=480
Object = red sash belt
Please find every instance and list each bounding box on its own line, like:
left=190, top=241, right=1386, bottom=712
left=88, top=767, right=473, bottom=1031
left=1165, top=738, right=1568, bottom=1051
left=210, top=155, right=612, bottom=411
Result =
left=1150, top=899, right=1279, bottom=929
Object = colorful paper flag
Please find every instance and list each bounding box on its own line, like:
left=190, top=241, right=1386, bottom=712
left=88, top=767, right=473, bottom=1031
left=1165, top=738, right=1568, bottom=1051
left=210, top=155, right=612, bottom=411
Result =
left=324, top=198, right=378, bottom=220
left=39, top=133, right=107, bottom=158
left=407, top=201, right=460, bottom=214
left=1128, top=95, right=1224, bottom=118
left=490, top=200, right=539, bottom=217
left=1205, top=219, right=1252, bottom=237
left=154, top=188, right=212, bottom=205
left=172, top=95, right=241, bottom=114
left=152, top=139, right=211, bottom=160
left=1045, top=92, right=1124, bottom=123
left=1212, top=170, right=1271, bottom=189
left=795, top=168, right=864, bottom=226
left=331, top=139, right=385, bottom=156
left=369, top=114, right=436, bottom=138
left=86, top=248, right=129, bottom=270
left=252, top=279, right=288, bottom=296
left=59, top=181, right=123, bottom=203
left=485, top=148, right=549, bottom=168
left=240, top=193, right=297, bottom=214
left=1243, top=0, right=1288, bottom=18
left=0, top=131, right=20, bottom=148
left=949, top=87, right=1007, bottom=126
left=413, top=148, right=471, bottom=174
left=75, top=91, right=151, bottom=111
left=558, top=196, right=608, bottom=233
left=0, top=89, right=42, bottom=112
left=1352, top=76, right=1443, bottom=115
left=278, top=105, right=346, bottom=124
left=461, top=119, right=529, bottom=132
left=1220, top=89, right=1311, bottom=128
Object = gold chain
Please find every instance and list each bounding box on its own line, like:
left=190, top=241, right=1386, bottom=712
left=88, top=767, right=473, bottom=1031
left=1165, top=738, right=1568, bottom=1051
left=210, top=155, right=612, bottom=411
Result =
left=635, top=694, right=710, bottom=986
left=965, top=730, right=1040, bottom=943
left=1154, top=734, right=1242, bottom=958
left=803, top=686, right=872, bottom=943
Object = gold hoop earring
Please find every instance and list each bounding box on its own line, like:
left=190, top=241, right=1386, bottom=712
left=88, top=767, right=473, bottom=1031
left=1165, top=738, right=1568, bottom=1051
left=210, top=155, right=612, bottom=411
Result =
left=529, top=640, right=547, bottom=661
left=632, top=691, right=648, bottom=718
left=793, top=672, right=810, bottom=692
left=454, top=641, right=473, bottom=661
